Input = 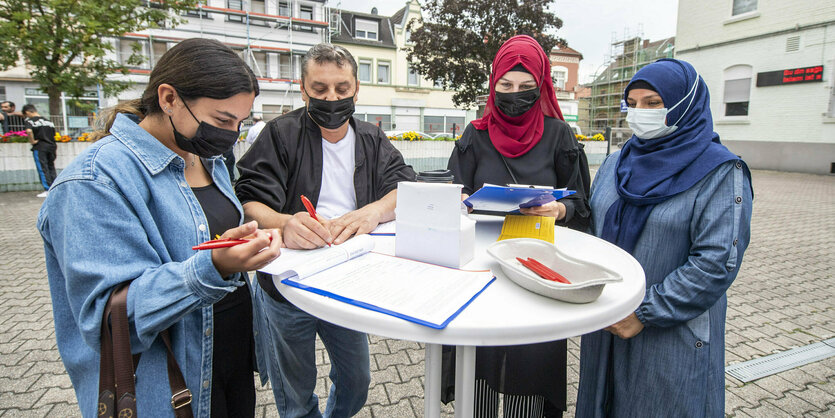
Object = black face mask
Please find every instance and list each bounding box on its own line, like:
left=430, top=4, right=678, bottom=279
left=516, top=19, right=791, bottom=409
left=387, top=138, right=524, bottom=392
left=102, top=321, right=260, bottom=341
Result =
left=305, top=89, right=356, bottom=130
left=169, top=101, right=240, bottom=158
left=495, top=88, right=541, bottom=117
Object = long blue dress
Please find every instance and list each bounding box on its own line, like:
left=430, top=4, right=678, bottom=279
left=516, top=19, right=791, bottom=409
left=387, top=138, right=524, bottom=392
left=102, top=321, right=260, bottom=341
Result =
left=576, top=152, right=753, bottom=417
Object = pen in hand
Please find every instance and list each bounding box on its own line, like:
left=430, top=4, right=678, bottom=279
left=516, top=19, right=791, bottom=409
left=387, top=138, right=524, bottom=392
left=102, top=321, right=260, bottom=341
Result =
left=300, top=194, right=332, bottom=247
left=192, top=235, right=273, bottom=251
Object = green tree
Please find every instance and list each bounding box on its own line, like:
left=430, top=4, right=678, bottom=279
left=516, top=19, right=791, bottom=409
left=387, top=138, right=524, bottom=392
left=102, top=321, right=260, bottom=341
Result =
left=405, top=0, right=564, bottom=108
left=0, top=0, right=198, bottom=117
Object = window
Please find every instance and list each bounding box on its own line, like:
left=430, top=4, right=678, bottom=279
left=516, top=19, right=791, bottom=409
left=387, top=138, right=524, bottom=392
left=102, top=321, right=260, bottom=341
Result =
left=0, top=86, right=6, bottom=102
left=251, top=51, right=268, bottom=77
left=424, top=116, right=465, bottom=134
left=119, top=39, right=147, bottom=69
left=279, top=54, right=292, bottom=79
left=279, top=1, right=291, bottom=16
left=552, top=66, right=568, bottom=90
left=732, top=0, right=757, bottom=16
left=446, top=117, right=465, bottom=134
left=408, top=66, right=419, bottom=86
left=184, top=5, right=211, bottom=19
left=355, top=18, right=378, bottom=40
left=151, top=41, right=168, bottom=66
left=377, top=62, right=390, bottom=84
left=366, top=113, right=392, bottom=130
left=294, top=5, right=314, bottom=31
left=723, top=65, right=752, bottom=117
left=227, top=0, right=244, bottom=22
left=251, top=0, right=265, bottom=13
left=358, top=60, right=372, bottom=82
left=424, top=116, right=444, bottom=133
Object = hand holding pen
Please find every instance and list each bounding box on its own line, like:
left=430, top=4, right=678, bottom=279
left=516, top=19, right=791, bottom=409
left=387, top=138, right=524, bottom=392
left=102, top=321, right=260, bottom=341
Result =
left=280, top=195, right=334, bottom=249
left=204, top=221, right=282, bottom=278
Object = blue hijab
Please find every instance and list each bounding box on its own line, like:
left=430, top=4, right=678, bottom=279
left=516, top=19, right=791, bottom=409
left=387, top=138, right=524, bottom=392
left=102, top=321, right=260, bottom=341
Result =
left=600, top=59, right=741, bottom=254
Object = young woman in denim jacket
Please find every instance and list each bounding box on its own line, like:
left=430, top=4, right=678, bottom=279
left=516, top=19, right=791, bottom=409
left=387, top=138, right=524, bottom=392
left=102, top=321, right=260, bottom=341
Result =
left=37, top=38, right=281, bottom=417
left=576, top=59, right=753, bottom=417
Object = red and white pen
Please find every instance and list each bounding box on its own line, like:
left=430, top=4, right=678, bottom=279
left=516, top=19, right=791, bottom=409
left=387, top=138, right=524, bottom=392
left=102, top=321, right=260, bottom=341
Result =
left=301, top=194, right=331, bottom=246
left=192, top=235, right=272, bottom=251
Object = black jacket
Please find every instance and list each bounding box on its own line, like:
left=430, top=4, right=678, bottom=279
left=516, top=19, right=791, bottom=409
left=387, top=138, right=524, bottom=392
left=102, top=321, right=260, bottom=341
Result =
left=235, top=107, right=416, bottom=300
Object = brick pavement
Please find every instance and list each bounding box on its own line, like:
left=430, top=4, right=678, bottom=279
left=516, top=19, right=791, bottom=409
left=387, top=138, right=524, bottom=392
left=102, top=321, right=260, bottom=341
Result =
left=0, top=169, right=833, bottom=417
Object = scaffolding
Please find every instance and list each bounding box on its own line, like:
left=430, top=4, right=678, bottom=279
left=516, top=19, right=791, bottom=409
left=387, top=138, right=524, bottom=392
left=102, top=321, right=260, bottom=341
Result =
left=588, top=26, right=675, bottom=133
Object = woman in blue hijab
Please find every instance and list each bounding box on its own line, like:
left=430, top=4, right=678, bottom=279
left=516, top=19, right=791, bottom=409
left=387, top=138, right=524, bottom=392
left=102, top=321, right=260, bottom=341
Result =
left=576, top=58, right=753, bottom=417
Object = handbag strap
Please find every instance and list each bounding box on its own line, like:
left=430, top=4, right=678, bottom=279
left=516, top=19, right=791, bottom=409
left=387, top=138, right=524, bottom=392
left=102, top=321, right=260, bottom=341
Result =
left=98, top=283, right=194, bottom=417
left=161, top=329, right=194, bottom=418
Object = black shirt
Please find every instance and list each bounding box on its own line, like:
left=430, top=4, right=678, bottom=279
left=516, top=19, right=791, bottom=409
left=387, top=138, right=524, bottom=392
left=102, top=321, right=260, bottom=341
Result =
left=235, top=107, right=416, bottom=301
left=24, top=116, right=57, bottom=152
left=447, top=116, right=591, bottom=231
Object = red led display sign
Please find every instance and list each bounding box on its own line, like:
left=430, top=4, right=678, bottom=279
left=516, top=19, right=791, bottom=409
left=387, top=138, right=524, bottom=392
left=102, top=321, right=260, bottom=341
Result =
left=756, top=65, right=824, bottom=87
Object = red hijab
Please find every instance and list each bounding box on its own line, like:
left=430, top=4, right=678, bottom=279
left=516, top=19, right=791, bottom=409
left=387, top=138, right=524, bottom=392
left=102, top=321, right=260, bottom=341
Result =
left=472, top=35, right=564, bottom=158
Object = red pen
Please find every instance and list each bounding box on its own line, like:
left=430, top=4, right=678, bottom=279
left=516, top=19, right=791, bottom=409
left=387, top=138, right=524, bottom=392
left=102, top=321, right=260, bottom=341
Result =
left=192, top=236, right=273, bottom=251
left=300, top=194, right=331, bottom=246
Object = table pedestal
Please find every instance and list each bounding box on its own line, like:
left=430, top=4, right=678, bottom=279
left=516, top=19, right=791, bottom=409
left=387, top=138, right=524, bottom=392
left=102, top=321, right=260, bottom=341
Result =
left=424, top=343, right=476, bottom=418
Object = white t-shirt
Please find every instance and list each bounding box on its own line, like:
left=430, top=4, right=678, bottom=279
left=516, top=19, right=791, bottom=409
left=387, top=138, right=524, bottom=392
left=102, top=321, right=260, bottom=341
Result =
left=317, top=125, right=357, bottom=219
left=244, top=121, right=266, bottom=144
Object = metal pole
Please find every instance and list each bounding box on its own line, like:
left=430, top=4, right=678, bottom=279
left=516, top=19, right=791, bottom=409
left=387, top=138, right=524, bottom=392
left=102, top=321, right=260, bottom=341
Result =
left=452, top=123, right=457, bottom=138
left=605, top=126, right=612, bottom=156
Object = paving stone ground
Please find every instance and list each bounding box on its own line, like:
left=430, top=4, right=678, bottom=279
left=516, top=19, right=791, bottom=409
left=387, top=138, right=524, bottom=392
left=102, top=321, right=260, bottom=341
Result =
left=1, top=169, right=833, bottom=417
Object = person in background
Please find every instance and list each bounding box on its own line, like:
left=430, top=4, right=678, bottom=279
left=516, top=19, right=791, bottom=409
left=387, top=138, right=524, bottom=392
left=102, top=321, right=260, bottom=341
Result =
left=576, top=58, right=753, bottom=417
left=235, top=43, right=415, bottom=417
left=0, top=103, right=8, bottom=133
left=244, top=114, right=266, bottom=144
left=38, top=38, right=281, bottom=417
left=1, top=101, right=26, bottom=133
left=446, top=34, right=591, bottom=418
left=22, top=104, right=57, bottom=198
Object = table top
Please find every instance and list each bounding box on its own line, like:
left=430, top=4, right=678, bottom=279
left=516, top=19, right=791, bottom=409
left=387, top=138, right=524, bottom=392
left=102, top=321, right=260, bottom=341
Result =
left=275, top=215, right=645, bottom=346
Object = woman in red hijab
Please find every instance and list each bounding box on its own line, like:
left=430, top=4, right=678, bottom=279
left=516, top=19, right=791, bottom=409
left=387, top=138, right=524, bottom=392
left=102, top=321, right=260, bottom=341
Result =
left=445, top=35, right=591, bottom=417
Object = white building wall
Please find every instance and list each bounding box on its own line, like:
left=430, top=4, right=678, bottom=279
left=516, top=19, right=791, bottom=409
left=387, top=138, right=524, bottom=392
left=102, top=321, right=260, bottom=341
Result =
left=676, top=0, right=835, bottom=174
left=677, top=1, right=835, bottom=50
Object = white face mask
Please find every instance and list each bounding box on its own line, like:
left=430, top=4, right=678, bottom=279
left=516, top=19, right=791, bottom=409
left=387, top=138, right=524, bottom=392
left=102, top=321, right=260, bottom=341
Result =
left=626, top=75, right=700, bottom=140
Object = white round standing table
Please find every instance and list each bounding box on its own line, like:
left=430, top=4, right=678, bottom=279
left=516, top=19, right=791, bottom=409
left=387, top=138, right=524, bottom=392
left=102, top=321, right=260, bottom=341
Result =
left=274, top=214, right=645, bottom=417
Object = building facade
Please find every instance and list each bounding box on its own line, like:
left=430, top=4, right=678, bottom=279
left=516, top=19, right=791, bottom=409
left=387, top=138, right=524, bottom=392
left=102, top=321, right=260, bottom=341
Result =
left=550, top=45, right=583, bottom=133
left=111, top=0, right=331, bottom=121
left=588, top=35, right=675, bottom=132
left=676, top=0, right=835, bottom=174
left=332, top=0, right=474, bottom=136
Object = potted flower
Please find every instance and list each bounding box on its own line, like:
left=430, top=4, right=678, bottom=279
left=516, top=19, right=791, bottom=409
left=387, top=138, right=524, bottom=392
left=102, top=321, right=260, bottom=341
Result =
left=1, top=131, right=29, bottom=143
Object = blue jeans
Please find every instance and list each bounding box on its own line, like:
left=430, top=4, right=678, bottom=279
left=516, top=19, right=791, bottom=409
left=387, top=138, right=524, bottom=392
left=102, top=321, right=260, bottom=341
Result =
left=255, top=282, right=370, bottom=418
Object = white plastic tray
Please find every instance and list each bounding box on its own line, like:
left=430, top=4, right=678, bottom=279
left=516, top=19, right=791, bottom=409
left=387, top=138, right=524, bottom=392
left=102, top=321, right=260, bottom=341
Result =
left=487, top=238, right=623, bottom=303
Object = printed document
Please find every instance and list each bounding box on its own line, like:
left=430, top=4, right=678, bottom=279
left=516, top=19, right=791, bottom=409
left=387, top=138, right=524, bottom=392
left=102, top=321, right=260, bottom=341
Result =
left=258, top=235, right=495, bottom=328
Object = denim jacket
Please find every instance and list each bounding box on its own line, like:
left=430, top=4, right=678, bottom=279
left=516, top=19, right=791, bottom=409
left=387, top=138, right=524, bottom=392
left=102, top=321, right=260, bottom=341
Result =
left=38, top=113, right=256, bottom=417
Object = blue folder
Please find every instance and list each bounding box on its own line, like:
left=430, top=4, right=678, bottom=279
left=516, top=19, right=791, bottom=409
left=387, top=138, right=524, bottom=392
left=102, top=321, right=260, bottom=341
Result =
left=464, top=185, right=576, bottom=213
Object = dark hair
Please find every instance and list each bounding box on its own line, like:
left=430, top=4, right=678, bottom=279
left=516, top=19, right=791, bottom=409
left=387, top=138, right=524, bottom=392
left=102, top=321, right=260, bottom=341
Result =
left=1, top=101, right=14, bottom=108
left=93, top=38, right=259, bottom=140
left=301, top=43, right=358, bottom=82
left=21, top=104, right=37, bottom=114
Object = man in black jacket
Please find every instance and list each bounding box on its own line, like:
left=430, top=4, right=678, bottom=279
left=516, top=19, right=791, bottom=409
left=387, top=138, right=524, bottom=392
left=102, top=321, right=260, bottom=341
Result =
left=236, top=43, right=415, bottom=417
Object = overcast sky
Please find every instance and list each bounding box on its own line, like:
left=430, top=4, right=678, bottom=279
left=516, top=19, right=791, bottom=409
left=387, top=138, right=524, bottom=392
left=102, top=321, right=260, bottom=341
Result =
left=325, top=0, right=679, bottom=84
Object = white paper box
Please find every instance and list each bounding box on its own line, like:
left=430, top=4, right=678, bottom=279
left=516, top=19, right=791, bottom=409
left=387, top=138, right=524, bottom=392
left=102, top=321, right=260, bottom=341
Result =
left=395, top=182, right=476, bottom=268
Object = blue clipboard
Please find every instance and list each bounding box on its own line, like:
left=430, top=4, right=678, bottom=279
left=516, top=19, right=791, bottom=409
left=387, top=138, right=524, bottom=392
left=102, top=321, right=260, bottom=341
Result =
left=464, top=185, right=575, bottom=213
